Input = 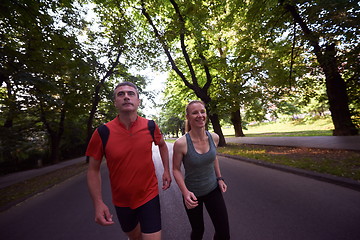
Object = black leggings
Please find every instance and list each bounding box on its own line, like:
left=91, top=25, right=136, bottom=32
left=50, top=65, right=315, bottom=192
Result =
left=184, top=187, right=230, bottom=240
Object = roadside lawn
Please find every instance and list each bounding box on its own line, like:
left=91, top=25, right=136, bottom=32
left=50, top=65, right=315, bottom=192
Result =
left=217, top=143, right=360, bottom=181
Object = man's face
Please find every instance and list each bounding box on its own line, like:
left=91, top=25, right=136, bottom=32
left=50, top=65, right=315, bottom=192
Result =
left=114, top=85, right=140, bottom=113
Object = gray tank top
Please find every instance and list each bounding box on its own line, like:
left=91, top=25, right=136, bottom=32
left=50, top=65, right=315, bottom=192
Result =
left=183, top=131, right=218, bottom=197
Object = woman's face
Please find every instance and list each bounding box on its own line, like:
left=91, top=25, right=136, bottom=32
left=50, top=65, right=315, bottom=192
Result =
left=186, top=102, right=207, bottom=129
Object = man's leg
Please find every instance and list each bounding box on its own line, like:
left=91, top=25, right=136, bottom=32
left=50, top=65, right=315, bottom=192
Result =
left=138, top=195, right=162, bottom=240
left=125, top=223, right=142, bottom=240
left=142, top=231, right=161, bottom=240
left=115, top=206, right=141, bottom=240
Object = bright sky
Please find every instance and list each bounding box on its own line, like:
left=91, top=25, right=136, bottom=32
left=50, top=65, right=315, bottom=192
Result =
left=141, top=70, right=168, bottom=117
left=80, top=3, right=168, bottom=117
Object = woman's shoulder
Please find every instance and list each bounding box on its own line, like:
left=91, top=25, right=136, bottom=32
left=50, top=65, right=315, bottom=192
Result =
left=174, top=134, right=187, bottom=150
left=174, top=134, right=187, bottom=145
left=208, top=131, right=219, bottom=146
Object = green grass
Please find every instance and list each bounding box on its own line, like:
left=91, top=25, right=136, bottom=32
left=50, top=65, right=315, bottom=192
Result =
left=218, top=117, right=360, bottom=181
left=166, top=117, right=334, bottom=140
left=222, top=117, right=334, bottom=137
left=0, top=162, right=88, bottom=212
left=217, top=143, right=360, bottom=181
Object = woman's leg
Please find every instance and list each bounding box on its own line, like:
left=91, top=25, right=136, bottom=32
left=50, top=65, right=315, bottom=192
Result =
left=204, top=187, right=230, bottom=240
left=184, top=198, right=205, bottom=240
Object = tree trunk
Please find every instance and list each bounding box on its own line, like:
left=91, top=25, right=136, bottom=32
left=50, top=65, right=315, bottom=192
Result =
left=49, top=133, right=61, bottom=163
left=208, top=113, right=226, bottom=146
left=39, top=101, right=66, bottom=164
left=231, top=109, right=245, bottom=137
left=3, top=75, right=16, bottom=128
left=85, top=51, right=122, bottom=148
left=281, top=2, right=358, bottom=136
left=50, top=106, right=66, bottom=164
left=86, top=82, right=102, bottom=144
left=320, top=45, right=358, bottom=135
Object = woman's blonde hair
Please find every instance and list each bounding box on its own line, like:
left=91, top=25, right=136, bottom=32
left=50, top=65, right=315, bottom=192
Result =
left=185, top=100, right=206, bottom=132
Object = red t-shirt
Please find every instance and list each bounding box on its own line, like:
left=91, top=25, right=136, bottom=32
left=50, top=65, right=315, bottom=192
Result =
left=86, top=116, right=162, bottom=209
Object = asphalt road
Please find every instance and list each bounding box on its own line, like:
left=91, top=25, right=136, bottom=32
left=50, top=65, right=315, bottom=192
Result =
left=1, top=143, right=360, bottom=240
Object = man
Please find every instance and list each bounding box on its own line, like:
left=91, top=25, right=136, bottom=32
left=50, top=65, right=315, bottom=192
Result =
left=86, top=82, right=171, bottom=240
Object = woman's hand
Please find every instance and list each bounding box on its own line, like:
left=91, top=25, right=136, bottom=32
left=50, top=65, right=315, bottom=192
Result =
left=218, top=180, right=227, bottom=193
left=184, top=191, right=198, bottom=209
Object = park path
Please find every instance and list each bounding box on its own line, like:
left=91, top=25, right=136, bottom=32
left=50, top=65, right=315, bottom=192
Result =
left=1, top=143, right=360, bottom=239
left=1, top=135, right=359, bottom=189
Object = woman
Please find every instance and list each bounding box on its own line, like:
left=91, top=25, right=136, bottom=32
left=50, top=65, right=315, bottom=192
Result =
left=172, top=100, right=230, bottom=240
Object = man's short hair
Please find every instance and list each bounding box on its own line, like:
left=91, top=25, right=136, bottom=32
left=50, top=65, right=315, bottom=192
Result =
left=113, top=82, right=140, bottom=99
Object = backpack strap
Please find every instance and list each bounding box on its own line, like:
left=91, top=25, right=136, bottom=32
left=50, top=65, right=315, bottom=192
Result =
left=97, top=124, right=110, bottom=153
left=85, top=124, right=109, bottom=162
left=148, top=120, right=155, bottom=142
left=95, top=120, right=154, bottom=158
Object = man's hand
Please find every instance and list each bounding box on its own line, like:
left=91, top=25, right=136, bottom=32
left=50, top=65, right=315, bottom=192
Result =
left=162, top=170, right=172, bottom=190
left=94, top=202, right=115, bottom=226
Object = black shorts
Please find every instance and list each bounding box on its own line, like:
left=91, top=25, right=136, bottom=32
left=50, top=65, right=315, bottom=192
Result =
left=114, top=195, right=161, bottom=234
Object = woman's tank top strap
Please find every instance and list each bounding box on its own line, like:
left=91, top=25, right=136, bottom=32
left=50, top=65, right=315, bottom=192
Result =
left=206, top=131, right=216, bottom=149
left=185, top=132, right=194, bottom=153
left=185, top=131, right=215, bottom=155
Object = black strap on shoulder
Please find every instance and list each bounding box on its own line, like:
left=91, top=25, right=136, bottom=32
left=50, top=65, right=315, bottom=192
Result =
left=97, top=124, right=110, bottom=152
left=148, top=120, right=155, bottom=142
left=96, top=121, right=154, bottom=156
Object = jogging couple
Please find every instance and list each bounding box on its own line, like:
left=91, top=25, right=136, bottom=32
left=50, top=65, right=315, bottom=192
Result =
left=86, top=82, right=230, bottom=240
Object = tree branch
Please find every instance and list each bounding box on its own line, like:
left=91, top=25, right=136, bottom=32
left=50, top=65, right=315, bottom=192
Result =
left=169, top=0, right=199, bottom=87
left=199, top=53, right=212, bottom=93
left=140, top=0, right=195, bottom=89
left=280, top=1, right=322, bottom=57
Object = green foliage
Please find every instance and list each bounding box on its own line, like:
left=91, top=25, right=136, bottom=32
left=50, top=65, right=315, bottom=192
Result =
left=1, top=0, right=359, bottom=173
left=1, top=0, right=98, bottom=170
left=0, top=0, right=162, bottom=172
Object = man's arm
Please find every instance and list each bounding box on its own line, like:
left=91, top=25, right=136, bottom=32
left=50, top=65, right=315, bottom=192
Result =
left=157, top=137, right=172, bottom=190
left=87, top=157, right=114, bottom=226
left=172, top=138, right=198, bottom=209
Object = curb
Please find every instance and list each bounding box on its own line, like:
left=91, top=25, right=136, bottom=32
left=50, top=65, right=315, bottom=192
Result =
left=217, top=153, right=360, bottom=192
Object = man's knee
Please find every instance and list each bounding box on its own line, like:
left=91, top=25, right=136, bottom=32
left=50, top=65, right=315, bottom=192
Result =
left=126, top=223, right=142, bottom=240
left=142, top=230, right=161, bottom=240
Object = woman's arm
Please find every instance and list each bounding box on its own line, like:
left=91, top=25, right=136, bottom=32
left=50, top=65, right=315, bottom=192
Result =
left=214, top=156, right=227, bottom=193
left=211, top=132, right=227, bottom=193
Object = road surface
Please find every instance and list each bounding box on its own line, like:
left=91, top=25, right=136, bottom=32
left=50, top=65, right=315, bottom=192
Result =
left=1, top=143, right=360, bottom=239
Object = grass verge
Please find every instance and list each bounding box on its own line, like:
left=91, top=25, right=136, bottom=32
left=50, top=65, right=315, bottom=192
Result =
left=217, top=143, right=360, bottom=181
left=221, top=117, right=334, bottom=137
left=0, top=162, right=88, bottom=212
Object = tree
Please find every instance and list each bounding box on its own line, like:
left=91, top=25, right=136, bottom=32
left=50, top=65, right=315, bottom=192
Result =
left=138, top=0, right=232, bottom=145
left=247, top=0, right=359, bottom=135
left=0, top=0, right=96, bottom=168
